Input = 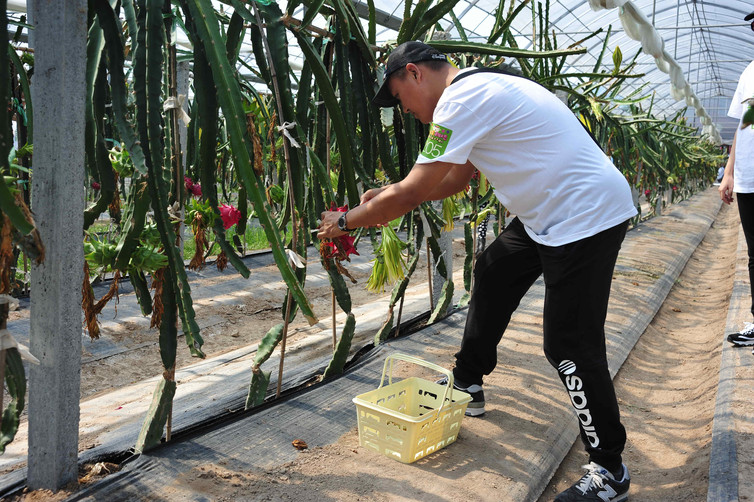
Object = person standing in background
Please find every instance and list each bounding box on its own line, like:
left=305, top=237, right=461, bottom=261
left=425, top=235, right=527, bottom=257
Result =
left=720, top=11, right=754, bottom=352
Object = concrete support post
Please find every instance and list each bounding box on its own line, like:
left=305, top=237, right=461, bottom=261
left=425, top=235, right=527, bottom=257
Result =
left=27, top=0, right=88, bottom=490
left=430, top=201, right=453, bottom=309
left=176, top=60, right=190, bottom=253
left=432, top=228, right=453, bottom=306
left=631, top=186, right=640, bottom=222
left=177, top=61, right=190, bottom=164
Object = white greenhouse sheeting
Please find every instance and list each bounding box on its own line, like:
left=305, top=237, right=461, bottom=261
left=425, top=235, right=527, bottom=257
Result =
left=346, top=0, right=752, bottom=145
left=356, top=0, right=753, bottom=145
left=9, top=1, right=753, bottom=144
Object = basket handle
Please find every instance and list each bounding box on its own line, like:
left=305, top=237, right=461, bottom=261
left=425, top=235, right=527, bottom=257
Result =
left=379, top=352, right=455, bottom=414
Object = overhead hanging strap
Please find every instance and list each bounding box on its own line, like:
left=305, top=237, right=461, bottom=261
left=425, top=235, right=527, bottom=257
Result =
left=0, top=329, right=40, bottom=365
left=277, top=122, right=301, bottom=149
left=163, top=94, right=191, bottom=126
left=588, top=0, right=723, bottom=145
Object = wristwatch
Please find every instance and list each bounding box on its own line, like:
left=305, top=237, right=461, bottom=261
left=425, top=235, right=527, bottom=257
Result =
left=337, top=211, right=353, bottom=232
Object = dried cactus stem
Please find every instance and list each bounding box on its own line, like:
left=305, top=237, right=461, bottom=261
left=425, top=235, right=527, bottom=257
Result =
left=216, top=250, right=228, bottom=271
left=81, top=262, right=99, bottom=339
left=81, top=262, right=121, bottom=340
left=187, top=216, right=208, bottom=271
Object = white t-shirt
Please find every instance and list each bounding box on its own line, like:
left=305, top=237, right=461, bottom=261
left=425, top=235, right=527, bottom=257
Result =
left=728, top=60, right=754, bottom=194
left=416, top=69, right=637, bottom=247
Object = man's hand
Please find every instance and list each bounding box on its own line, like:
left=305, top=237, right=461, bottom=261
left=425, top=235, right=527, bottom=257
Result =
left=316, top=160, right=471, bottom=239
left=360, top=187, right=386, bottom=205
left=719, top=174, right=734, bottom=205
left=317, top=210, right=348, bottom=240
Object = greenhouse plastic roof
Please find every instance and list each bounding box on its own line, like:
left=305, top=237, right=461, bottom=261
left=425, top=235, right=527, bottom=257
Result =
left=9, top=0, right=753, bottom=144
left=343, top=0, right=754, bottom=145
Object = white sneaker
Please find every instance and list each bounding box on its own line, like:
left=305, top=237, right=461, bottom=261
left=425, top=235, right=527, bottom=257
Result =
left=435, top=376, right=485, bottom=416
left=554, top=462, right=630, bottom=502
left=727, top=322, right=754, bottom=346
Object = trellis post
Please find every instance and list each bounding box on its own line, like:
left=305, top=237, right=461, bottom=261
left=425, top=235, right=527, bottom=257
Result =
left=430, top=201, right=453, bottom=310
left=27, top=0, right=88, bottom=490
left=176, top=59, right=190, bottom=255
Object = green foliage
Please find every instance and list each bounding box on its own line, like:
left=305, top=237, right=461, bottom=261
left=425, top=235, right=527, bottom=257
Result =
left=428, top=278, right=454, bottom=324
left=322, top=313, right=356, bottom=378
left=108, top=143, right=134, bottom=178
left=135, top=377, right=176, bottom=453
left=0, top=348, right=26, bottom=453
left=366, top=225, right=408, bottom=293
left=245, top=323, right=283, bottom=409
left=0, top=36, right=32, bottom=234
left=245, top=370, right=271, bottom=409
left=2, top=0, right=726, bottom=454
left=185, top=198, right=218, bottom=228
left=184, top=0, right=315, bottom=323
left=373, top=250, right=421, bottom=345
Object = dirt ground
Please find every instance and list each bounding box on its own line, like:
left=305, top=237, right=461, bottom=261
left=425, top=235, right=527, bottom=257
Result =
left=181, top=201, right=740, bottom=502
left=9, top=199, right=750, bottom=501
left=76, top=263, right=381, bottom=400
left=69, top=233, right=458, bottom=401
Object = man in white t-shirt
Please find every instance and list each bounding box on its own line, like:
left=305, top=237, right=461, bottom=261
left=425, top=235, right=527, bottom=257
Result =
left=722, top=11, right=754, bottom=351
left=317, top=41, right=636, bottom=501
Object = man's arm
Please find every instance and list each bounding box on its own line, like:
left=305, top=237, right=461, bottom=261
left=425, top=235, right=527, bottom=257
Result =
left=424, top=160, right=476, bottom=200
left=317, top=160, right=474, bottom=238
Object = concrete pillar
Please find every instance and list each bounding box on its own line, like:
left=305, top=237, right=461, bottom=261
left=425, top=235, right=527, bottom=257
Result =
left=177, top=60, right=190, bottom=166
left=429, top=201, right=453, bottom=309
left=27, top=0, right=87, bottom=490
left=432, top=227, right=453, bottom=306
left=630, top=186, right=640, bottom=221
left=176, top=60, right=190, bottom=253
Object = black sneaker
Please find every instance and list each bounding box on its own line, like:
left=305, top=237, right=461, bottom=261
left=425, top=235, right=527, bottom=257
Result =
left=435, top=376, right=485, bottom=416
left=727, top=322, right=754, bottom=346
left=554, top=462, right=630, bottom=502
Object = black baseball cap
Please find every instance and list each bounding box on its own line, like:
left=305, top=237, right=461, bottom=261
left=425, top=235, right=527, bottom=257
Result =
left=372, top=41, right=448, bottom=108
left=746, top=11, right=754, bottom=31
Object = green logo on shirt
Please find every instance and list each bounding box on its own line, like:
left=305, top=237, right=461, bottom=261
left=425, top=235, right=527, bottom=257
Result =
left=422, top=123, right=453, bottom=159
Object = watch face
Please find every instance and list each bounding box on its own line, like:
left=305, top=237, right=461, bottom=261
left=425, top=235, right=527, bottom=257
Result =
left=338, top=213, right=346, bottom=230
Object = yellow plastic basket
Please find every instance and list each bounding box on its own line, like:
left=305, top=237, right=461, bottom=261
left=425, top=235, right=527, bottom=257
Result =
left=352, top=353, right=472, bottom=463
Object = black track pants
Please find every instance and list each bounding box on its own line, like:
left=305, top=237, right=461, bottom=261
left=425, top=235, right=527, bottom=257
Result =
left=453, top=217, right=629, bottom=472
left=737, top=192, right=754, bottom=316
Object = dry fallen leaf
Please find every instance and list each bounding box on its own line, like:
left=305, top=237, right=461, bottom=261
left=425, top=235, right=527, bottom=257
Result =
left=79, top=462, right=120, bottom=484
left=292, top=439, right=308, bottom=450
